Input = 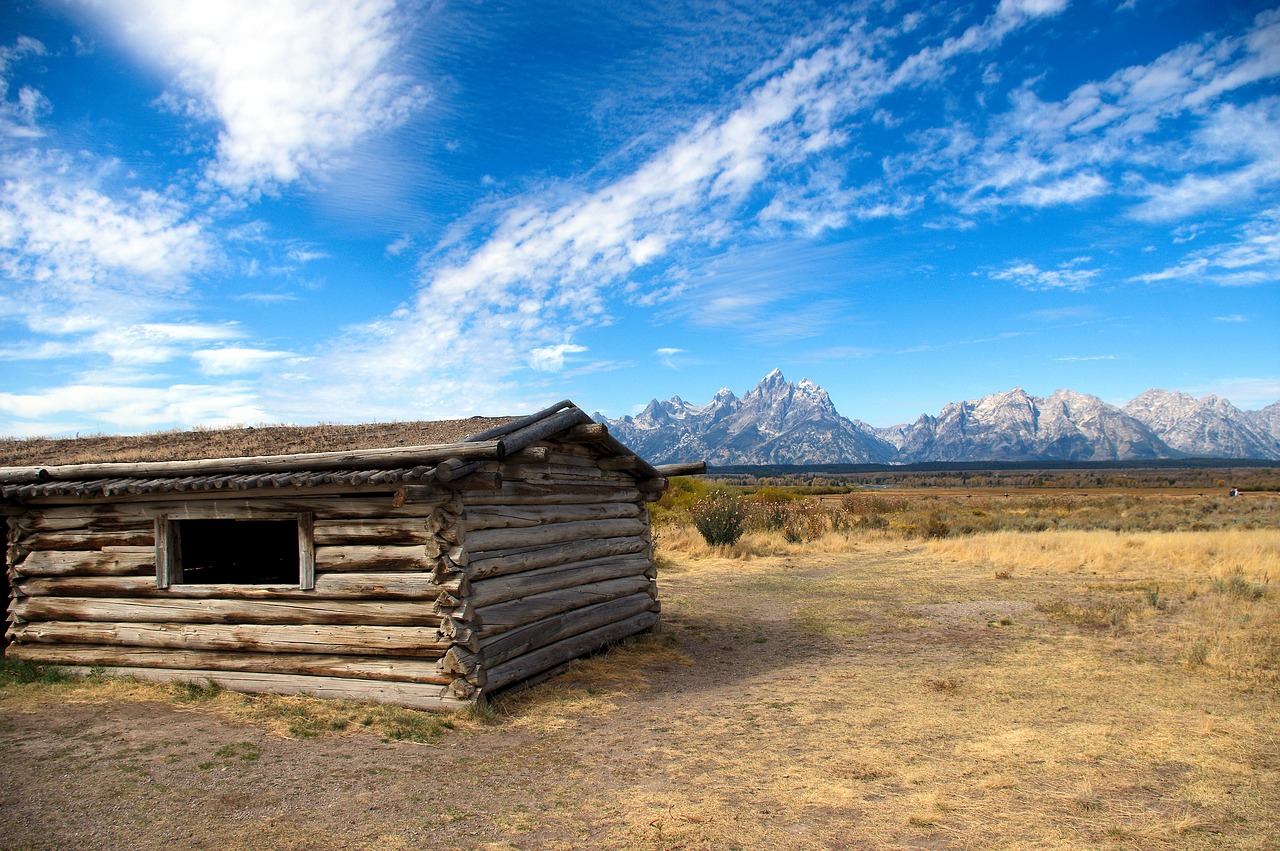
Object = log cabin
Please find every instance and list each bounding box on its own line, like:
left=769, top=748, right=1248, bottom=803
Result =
left=0, top=401, right=703, bottom=710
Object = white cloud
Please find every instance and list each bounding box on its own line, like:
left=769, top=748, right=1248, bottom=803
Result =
left=528, top=344, right=588, bottom=373
left=991, top=258, right=1101, bottom=290
left=919, top=8, right=1280, bottom=216
left=193, top=346, right=295, bottom=375
left=0, top=156, right=212, bottom=308
left=274, top=4, right=1066, bottom=421
left=656, top=347, right=684, bottom=369
left=0, top=37, right=49, bottom=139
left=1133, top=207, right=1280, bottom=285
left=85, top=0, right=428, bottom=195
left=0, top=382, right=272, bottom=435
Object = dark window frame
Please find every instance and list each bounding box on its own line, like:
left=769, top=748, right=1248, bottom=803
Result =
left=155, top=510, right=314, bottom=590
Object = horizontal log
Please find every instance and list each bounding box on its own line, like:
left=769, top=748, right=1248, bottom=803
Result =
left=465, top=517, right=647, bottom=556
left=468, top=536, right=649, bottom=581
left=465, top=554, right=652, bottom=610
left=462, top=502, right=639, bottom=531
left=483, top=610, right=659, bottom=694
left=314, top=545, right=430, bottom=572
left=563, top=423, right=607, bottom=442
left=635, top=478, right=668, bottom=494
left=11, top=596, right=441, bottom=627
left=10, top=497, right=449, bottom=527
left=654, top=461, right=707, bottom=477
left=311, top=518, right=433, bottom=546
left=597, top=456, right=640, bottom=472
left=498, top=460, right=629, bottom=478
left=479, top=592, right=657, bottom=668
left=0, top=440, right=507, bottom=485
left=468, top=575, right=655, bottom=636
left=440, top=472, right=501, bottom=491
left=498, top=408, right=590, bottom=456
left=462, top=483, right=641, bottom=505
left=14, top=550, right=154, bottom=578
left=8, top=645, right=454, bottom=685
left=22, top=530, right=154, bottom=552
left=47, top=666, right=472, bottom=710
left=9, top=621, right=451, bottom=657
left=15, top=572, right=446, bottom=601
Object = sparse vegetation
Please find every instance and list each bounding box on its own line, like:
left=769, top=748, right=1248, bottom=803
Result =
left=3, top=484, right=1278, bottom=849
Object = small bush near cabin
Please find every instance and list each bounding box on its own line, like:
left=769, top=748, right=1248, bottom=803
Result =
left=690, top=490, right=747, bottom=546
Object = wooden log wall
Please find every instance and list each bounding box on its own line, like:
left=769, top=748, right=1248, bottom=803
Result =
left=4, top=491, right=472, bottom=711
left=436, top=441, right=660, bottom=697
left=3, top=434, right=665, bottom=707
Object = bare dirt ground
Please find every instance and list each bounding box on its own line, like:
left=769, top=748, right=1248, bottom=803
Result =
left=3, top=538, right=1277, bottom=850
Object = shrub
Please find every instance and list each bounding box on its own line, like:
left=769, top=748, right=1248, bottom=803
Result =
left=690, top=490, right=747, bottom=546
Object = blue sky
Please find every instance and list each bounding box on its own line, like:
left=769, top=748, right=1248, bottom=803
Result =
left=1, top=0, right=1277, bottom=437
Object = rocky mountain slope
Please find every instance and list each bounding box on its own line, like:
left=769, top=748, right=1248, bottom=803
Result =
left=1122, top=390, right=1280, bottom=460
left=598, top=371, right=1280, bottom=465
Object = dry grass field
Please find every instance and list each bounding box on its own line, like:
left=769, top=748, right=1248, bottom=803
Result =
left=2, top=489, right=1278, bottom=849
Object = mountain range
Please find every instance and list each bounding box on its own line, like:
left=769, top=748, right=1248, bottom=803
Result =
left=596, top=370, right=1280, bottom=465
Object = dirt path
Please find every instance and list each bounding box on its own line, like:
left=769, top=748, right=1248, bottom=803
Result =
left=3, top=541, right=1277, bottom=849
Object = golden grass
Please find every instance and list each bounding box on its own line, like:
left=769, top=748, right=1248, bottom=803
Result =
left=4, top=510, right=1279, bottom=849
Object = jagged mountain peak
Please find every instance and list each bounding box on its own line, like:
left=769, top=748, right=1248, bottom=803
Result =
left=599, top=372, right=1279, bottom=464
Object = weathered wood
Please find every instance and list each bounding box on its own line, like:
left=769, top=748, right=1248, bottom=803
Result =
left=562, top=423, right=607, bottom=442
left=462, top=502, right=639, bottom=531
left=15, top=572, right=447, bottom=600
left=314, top=545, right=429, bottom=572
left=11, top=596, right=441, bottom=627
left=465, top=517, right=647, bottom=556
left=438, top=646, right=484, bottom=684
left=462, top=482, right=640, bottom=505
left=654, top=461, right=707, bottom=477
left=504, top=446, right=548, bottom=462
left=597, top=456, right=640, bottom=471
left=14, top=550, right=154, bottom=578
left=464, top=400, right=573, bottom=443
left=49, top=666, right=471, bottom=710
left=0, top=440, right=507, bottom=485
left=479, top=591, right=658, bottom=668
left=13, top=497, right=446, bottom=523
left=9, top=621, right=451, bottom=657
left=483, top=610, right=659, bottom=693
left=467, top=575, right=655, bottom=636
left=432, top=457, right=483, bottom=483
left=8, top=645, right=454, bottom=685
left=468, top=536, right=648, bottom=581
left=311, top=519, right=432, bottom=546
left=497, top=408, right=590, bottom=456
left=498, top=462, right=632, bottom=483
left=464, top=554, right=652, bottom=610
left=439, top=472, right=501, bottom=491
left=22, top=529, right=154, bottom=552
left=635, top=478, right=668, bottom=494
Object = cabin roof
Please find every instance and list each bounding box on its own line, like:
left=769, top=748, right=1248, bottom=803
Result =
left=0, top=401, right=691, bottom=501
left=0, top=417, right=516, bottom=467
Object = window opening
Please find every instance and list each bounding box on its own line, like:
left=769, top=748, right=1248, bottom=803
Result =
left=173, top=519, right=300, bottom=585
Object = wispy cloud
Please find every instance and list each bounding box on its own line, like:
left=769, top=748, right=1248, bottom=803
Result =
left=267, top=0, right=1075, bottom=421
left=656, top=347, right=684, bottom=368
left=0, top=382, right=271, bottom=435
left=0, top=153, right=214, bottom=329
left=1133, top=206, right=1280, bottom=285
left=991, top=258, right=1100, bottom=291
left=193, top=346, right=296, bottom=376
left=84, top=0, right=428, bottom=196
left=1188, top=376, right=1280, bottom=409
